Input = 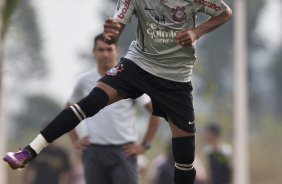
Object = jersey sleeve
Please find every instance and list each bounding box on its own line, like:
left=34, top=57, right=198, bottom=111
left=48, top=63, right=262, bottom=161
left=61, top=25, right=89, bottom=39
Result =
left=193, top=0, right=229, bottom=17
left=136, top=93, right=151, bottom=107
left=113, top=0, right=135, bottom=24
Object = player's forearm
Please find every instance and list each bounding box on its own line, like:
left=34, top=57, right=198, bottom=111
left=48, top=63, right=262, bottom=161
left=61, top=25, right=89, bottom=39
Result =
left=69, top=129, right=79, bottom=143
left=103, top=21, right=126, bottom=45
left=112, top=25, right=125, bottom=44
left=194, top=8, right=232, bottom=40
left=142, top=116, right=160, bottom=146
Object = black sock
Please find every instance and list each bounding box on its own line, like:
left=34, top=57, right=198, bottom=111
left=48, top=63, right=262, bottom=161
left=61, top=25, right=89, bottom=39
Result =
left=172, top=136, right=196, bottom=184
left=24, top=145, right=37, bottom=159
left=40, top=87, right=109, bottom=143
left=174, top=167, right=196, bottom=184
left=40, top=108, right=81, bottom=143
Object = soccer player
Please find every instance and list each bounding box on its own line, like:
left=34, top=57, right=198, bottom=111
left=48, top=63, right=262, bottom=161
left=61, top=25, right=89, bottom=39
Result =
left=67, top=33, right=160, bottom=184
left=3, top=1, right=232, bottom=183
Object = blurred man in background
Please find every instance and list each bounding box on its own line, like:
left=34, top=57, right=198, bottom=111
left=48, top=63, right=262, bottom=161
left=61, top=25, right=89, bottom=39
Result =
left=204, top=123, right=232, bottom=184
left=67, top=33, right=160, bottom=184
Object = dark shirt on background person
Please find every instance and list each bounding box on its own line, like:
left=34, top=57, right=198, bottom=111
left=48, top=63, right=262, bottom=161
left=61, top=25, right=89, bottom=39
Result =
left=23, top=145, right=71, bottom=184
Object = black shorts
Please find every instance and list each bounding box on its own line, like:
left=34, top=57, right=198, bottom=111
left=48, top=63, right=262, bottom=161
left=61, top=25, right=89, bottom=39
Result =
left=99, top=58, right=196, bottom=133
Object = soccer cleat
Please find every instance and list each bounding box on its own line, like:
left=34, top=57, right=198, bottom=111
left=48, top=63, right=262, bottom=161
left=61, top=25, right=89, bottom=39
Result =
left=2, top=149, right=33, bottom=170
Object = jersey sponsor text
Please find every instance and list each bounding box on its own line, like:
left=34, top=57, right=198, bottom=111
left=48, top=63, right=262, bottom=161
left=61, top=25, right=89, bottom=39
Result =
left=146, top=22, right=177, bottom=43
left=118, top=0, right=132, bottom=19
left=195, top=0, right=221, bottom=11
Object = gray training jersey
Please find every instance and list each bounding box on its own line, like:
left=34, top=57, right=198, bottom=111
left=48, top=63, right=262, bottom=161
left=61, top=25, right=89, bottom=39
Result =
left=113, top=0, right=229, bottom=82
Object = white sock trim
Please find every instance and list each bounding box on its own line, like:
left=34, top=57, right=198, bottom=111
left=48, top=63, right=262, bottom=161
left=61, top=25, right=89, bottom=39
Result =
left=30, top=134, right=49, bottom=154
left=73, top=104, right=86, bottom=119
left=70, top=105, right=83, bottom=121
left=175, top=162, right=194, bottom=171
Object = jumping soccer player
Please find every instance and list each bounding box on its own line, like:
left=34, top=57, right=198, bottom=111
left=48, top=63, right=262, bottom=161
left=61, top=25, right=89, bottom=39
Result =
left=3, top=1, right=232, bottom=183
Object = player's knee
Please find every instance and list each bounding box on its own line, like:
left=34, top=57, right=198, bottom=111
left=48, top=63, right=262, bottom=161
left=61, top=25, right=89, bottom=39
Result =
left=172, top=136, right=195, bottom=171
left=76, top=87, right=109, bottom=118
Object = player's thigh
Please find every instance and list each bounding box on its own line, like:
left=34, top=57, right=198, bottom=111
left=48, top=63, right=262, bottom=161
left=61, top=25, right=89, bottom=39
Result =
left=169, top=118, right=195, bottom=138
left=111, top=155, right=138, bottom=184
left=96, top=82, right=126, bottom=104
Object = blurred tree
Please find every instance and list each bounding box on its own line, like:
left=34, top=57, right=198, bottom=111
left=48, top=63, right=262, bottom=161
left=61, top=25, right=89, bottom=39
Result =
left=2, top=0, right=20, bottom=35
left=2, top=0, right=20, bottom=37
left=2, top=0, right=49, bottom=143
left=13, top=94, right=61, bottom=138
left=4, top=0, right=47, bottom=79
left=194, top=0, right=266, bottom=128
left=269, top=44, right=282, bottom=118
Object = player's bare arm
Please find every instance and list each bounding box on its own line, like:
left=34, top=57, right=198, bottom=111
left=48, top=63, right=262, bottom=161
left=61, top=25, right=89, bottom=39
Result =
left=176, top=8, right=232, bottom=47
left=103, top=18, right=125, bottom=45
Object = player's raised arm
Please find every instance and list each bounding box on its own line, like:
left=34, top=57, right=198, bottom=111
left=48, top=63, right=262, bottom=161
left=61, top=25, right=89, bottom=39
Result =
left=103, top=19, right=125, bottom=45
left=193, top=7, right=232, bottom=38
left=176, top=0, right=232, bottom=47
left=103, top=0, right=135, bottom=44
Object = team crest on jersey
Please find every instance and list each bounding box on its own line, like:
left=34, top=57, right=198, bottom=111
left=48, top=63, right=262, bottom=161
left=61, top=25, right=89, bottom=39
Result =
left=106, top=64, right=124, bottom=76
left=171, top=6, right=186, bottom=22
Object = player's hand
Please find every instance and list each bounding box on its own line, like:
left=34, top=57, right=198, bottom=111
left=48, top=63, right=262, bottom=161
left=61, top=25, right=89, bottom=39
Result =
left=103, top=18, right=122, bottom=44
left=123, top=143, right=146, bottom=157
left=74, top=136, right=90, bottom=150
left=176, top=29, right=199, bottom=47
